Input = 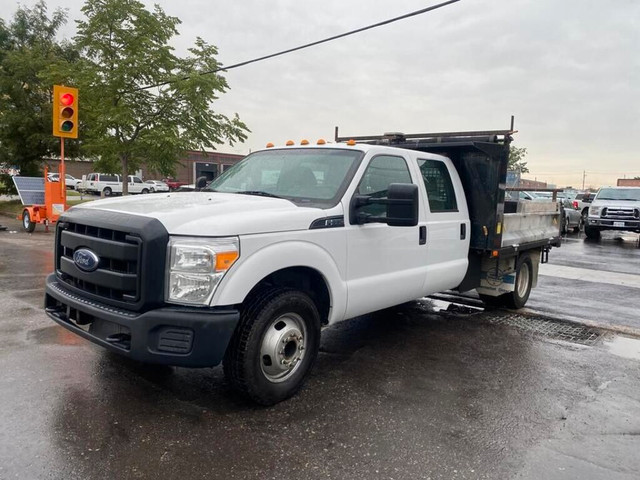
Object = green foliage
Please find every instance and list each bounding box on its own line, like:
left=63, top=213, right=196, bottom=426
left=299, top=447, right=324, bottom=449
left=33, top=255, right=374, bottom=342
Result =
left=0, top=1, right=79, bottom=176
left=0, top=173, right=18, bottom=195
left=64, top=0, right=249, bottom=193
left=508, top=146, right=529, bottom=174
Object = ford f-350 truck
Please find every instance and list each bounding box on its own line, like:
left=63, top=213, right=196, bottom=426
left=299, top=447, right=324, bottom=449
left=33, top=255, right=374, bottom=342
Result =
left=44, top=128, right=561, bottom=404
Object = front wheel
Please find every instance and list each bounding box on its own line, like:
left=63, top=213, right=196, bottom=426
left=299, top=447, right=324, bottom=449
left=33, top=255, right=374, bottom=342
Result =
left=22, top=210, right=35, bottom=233
left=141, top=188, right=149, bottom=194
left=584, top=226, right=600, bottom=240
left=224, top=288, right=321, bottom=405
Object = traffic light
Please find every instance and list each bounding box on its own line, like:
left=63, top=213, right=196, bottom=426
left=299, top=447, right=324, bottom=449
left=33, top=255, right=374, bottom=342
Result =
left=52, top=85, right=78, bottom=139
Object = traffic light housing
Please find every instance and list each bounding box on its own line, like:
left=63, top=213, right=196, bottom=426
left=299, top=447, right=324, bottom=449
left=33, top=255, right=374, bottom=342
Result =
left=52, top=85, right=78, bottom=139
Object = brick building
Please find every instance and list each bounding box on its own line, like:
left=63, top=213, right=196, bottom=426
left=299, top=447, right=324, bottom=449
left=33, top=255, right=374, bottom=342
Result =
left=42, top=150, right=245, bottom=183
left=617, top=179, right=640, bottom=187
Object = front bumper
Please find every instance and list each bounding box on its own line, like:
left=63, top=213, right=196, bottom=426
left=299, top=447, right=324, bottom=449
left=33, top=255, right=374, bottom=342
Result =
left=587, top=217, right=640, bottom=231
left=44, top=274, right=239, bottom=367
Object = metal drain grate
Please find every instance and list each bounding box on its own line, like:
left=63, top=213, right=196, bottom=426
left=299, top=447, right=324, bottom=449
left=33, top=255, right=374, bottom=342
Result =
left=482, top=312, right=603, bottom=345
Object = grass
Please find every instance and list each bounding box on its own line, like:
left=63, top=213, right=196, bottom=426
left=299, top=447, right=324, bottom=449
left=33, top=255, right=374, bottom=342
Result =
left=0, top=193, right=96, bottom=217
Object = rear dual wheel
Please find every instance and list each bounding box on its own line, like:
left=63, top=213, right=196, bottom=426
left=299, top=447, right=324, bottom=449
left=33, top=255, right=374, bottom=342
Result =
left=224, top=288, right=321, bottom=405
left=480, top=253, right=533, bottom=310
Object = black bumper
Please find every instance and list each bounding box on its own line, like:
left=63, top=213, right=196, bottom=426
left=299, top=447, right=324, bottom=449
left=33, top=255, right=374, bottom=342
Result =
left=44, top=274, right=239, bottom=367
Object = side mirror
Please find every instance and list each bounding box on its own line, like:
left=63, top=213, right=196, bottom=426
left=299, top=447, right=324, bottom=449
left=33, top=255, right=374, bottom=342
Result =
left=386, top=183, right=419, bottom=226
left=350, top=183, right=419, bottom=227
left=195, top=176, right=208, bottom=190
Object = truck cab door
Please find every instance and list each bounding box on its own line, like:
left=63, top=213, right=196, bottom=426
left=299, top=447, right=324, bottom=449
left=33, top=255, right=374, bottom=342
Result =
left=344, top=154, right=428, bottom=318
left=415, top=157, right=470, bottom=294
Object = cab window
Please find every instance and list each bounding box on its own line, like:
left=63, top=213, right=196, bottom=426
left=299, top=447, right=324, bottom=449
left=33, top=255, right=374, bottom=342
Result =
left=417, top=159, right=458, bottom=212
left=356, top=155, right=412, bottom=216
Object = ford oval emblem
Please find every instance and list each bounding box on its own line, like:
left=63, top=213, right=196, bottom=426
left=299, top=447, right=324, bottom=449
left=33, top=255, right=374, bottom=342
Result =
left=73, top=248, right=100, bottom=272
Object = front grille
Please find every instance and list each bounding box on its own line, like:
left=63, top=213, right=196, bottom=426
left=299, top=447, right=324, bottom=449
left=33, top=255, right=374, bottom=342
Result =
left=56, top=222, right=142, bottom=304
left=602, top=207, right=639, bottom=220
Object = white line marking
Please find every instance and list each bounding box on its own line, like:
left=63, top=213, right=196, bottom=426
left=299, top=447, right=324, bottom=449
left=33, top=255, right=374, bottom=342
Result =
left=540, top=264, right=640, bottom=289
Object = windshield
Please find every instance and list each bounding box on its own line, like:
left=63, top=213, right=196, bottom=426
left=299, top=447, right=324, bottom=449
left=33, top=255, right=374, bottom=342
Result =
left=205, top=148, right=364, bottom=206
left=596, top=188, right=640, bottom=201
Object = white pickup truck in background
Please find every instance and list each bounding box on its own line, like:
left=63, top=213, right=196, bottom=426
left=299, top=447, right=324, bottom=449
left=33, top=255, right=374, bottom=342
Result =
left=45, top=127, right=561, bottom=404
left=80, top=173, right=150, bottom=196
left=585, top=187, right=640, bottom=239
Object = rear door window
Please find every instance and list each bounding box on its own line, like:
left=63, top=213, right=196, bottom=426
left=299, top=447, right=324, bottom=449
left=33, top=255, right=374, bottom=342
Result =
left=417, top=159, right=458, bottom=212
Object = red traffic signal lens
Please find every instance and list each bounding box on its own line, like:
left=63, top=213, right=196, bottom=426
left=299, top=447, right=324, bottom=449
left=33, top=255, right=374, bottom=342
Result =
left=60, top=93, right=74, bottom=106
left=61, top=120, right=74, bottom=132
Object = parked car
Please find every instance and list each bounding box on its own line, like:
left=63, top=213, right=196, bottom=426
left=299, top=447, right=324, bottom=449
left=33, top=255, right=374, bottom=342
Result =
left=561, top=199, right=584, bottom=234
left=144, top=180, right=170, bottom=193
left=47, top=173, right=82, bottom=190
left=161, top=177, right=186, bottom=191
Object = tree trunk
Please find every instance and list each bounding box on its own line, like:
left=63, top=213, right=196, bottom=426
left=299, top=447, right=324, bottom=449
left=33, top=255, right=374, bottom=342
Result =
left=121, top=154, right=129, bottom=196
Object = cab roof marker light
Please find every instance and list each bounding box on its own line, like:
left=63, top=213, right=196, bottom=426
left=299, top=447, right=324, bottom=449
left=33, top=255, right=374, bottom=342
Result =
left=286, top=140, right=295, bottom=146
left=346, top=139, right=356, bottom=146
left=266, top=142, right=274, bottom=148
left=317, top=138, right=326, bottom=145
left=300, top=139, right=309, bottom=145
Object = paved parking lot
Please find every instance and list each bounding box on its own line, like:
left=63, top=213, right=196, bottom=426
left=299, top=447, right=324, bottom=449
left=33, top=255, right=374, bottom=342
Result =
left=1, top=218, right=639, bottom=479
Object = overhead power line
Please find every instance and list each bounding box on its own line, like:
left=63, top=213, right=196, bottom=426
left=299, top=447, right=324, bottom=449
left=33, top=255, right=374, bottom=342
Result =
left=132, top=0, right=462, bottom=92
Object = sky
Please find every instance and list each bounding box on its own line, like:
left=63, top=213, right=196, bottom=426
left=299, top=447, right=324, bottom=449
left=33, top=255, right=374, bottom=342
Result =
left=3, top=0, right=639, bottom=188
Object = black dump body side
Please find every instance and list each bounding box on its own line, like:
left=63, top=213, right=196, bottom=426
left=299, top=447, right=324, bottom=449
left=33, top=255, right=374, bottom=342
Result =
left=336, top=129, right=512, bottom=253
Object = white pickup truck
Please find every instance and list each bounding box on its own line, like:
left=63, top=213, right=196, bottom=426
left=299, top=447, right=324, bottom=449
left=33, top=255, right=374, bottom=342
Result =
left=45, top=128, right=561, bottom=404
left=80, top=173, right=150, bottom=196
left=585, top=186, right=640, bottom=239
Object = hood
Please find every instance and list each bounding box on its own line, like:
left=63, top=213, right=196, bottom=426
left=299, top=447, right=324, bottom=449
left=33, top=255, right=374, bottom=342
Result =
left=72, top=192, right=327, bottom=236
left=591, top=199, right=640, bottom=209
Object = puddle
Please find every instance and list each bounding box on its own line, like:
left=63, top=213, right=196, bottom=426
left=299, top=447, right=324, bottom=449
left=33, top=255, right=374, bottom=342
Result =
left=605, top=335, right=640, bottom=360
left=28, top=325, right=85, bottom=346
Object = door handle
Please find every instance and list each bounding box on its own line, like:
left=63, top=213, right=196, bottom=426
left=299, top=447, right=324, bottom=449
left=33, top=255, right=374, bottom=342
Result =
left=460, top=223, right=466, bottom=240
left=419, top=226, right=427, bottom=245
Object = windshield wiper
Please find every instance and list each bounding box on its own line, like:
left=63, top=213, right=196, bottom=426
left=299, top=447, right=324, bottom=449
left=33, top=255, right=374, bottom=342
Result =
left=235, top=190, right=283, bottom=199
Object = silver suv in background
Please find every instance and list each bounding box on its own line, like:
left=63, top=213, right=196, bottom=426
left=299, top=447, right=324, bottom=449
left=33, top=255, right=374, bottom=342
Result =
left=585, top=187, right=640, bottom=239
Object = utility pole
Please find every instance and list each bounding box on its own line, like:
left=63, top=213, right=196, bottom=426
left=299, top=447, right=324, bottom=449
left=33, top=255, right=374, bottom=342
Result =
left=582, top=170, right=586, bottom=190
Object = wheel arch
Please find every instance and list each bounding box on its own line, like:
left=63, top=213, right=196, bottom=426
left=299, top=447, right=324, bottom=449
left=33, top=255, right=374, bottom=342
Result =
left=212, top=241, right=346, bottom=325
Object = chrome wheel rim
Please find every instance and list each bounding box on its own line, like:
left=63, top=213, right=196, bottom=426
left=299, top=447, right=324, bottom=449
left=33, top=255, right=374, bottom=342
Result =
left=23, top=213, right=30, bottom=229
left=260, top=313, right=307, bottom=383
left=516, top=262, right=530, bottom=299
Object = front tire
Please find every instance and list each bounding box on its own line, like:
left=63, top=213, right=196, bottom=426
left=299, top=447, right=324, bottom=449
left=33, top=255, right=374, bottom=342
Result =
left=22, top=210, right=35, bottom=233
left=224, top=288, right=321, bottom=405
left=141, top=188, right=149, bottom=194
left=584, top=226, right=600, bottom=240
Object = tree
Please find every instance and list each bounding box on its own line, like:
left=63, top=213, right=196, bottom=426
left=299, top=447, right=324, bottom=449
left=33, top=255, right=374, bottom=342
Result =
left=66, top=0, right=248, bottom=194
left=0, top=1, right=79, bottom=176
left=508, top=146, right=529, bottom=174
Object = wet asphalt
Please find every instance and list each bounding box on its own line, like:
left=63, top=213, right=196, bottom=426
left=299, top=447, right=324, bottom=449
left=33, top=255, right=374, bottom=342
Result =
left=0, top=217, right=639, bottom=480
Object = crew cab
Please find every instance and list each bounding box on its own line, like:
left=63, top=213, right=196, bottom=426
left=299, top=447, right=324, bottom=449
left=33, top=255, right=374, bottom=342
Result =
left=44, top=128, right=560, bottom=404
left=585, top=187, right=640, bottom=239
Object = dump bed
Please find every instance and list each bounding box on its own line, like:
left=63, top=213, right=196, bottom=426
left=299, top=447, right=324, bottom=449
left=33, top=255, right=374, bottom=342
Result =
left=335, top=127, right=561, bottom=255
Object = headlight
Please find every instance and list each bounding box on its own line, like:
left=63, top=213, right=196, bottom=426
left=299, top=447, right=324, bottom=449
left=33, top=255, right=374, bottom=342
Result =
left=589, top=206, right=601, bottom=216
left=166, top=237, right=239, bottom=305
